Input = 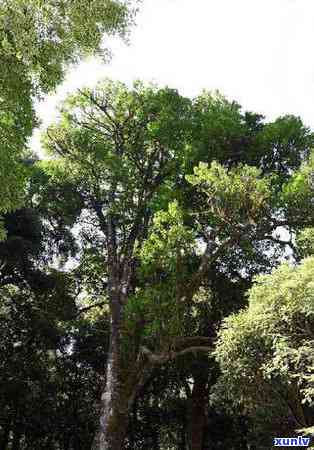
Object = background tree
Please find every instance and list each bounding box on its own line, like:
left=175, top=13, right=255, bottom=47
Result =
left=215, top=257, right=314, bottom=448
left=0, top=198, right=112, bottom=449
left=0, top=0, right=138, bottom=237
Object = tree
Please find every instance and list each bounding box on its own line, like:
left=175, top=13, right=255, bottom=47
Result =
left=0, top=197, right=114, bottom=449
left=36, top=81, right=314, bottom=449
left=215, top=257, right=314, bottom=447
left=0, top=203, right=77, bottom=449
left=0, top=0, right=138, bottom=237
left=38, top=80, right=198, bottom=449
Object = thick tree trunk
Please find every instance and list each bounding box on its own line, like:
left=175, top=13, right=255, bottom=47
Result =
left=92, top=290, right=128, bottom=450
left=189, top=373, right=208, bottom=450
left=92, top=329, right=155, bottom=449
left=92, top=339, right=154, bottom=450
left=92, top=380, right=128, bottom=450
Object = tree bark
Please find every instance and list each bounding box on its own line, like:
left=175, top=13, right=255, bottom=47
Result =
left=189, top=372, right=208, bottom=450
left=91, top=286, right=127, bottom=450
left=92, top=336, right=156, bottom=450
left=92, top=358, right=128, bottom=450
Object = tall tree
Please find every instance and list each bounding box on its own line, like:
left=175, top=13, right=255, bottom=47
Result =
left=36, top=81, right=314, bottom=450
left=38, top=81, right=197, bottom=449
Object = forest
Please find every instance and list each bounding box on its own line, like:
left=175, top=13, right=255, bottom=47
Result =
left=0, top=1, right=314, bottom=449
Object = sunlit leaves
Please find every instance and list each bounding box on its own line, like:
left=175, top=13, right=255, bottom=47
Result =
left=215, top=257, right=314, bottom=425
left=0, top=0, right=137, bottom=234
left=0, top=0, right=135, bottom=92
left=280, top=154, right=314, bottom=227
left=139, top=200, right=195, bottom=272
left=187, top=161, right=273, bottom=233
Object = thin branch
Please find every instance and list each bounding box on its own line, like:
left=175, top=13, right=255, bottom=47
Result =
left=76, top=301, right=107, bottom=316
left=78, top=89, right=118, bottom=127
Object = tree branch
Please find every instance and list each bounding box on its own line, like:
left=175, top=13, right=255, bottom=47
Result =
left=140, top=344, right=213, bottom=365
left=76, top=301, right=107, bottom=317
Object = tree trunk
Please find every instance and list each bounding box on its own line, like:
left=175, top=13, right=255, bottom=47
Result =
left=189, top=374, right=208, bottom=450
left=92, top=324, right=155, bottom=450
left=92, top=290, right=128, bottom=450
left=92, top=339, right=155, bottom=450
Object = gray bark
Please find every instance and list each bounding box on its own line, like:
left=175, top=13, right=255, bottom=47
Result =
left=92, top=286, right=127, bottom=450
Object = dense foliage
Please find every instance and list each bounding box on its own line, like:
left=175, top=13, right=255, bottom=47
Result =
left=1, top=4, right=314, bottom=449
left=0, top=0, right=137, bottom=237
left=216, top=257, right=314, bottom=448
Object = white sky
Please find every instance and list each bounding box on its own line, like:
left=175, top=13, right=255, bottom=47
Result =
left=32, top=0, right=314, bottom=156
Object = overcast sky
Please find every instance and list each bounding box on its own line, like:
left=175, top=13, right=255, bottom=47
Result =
left=32, top=0, right=314, bottom=155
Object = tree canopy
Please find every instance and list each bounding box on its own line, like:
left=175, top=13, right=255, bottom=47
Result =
left=0, top=0, right=137, bottom=237
left=26, top=79, right=314, bottom=449
left=215, top=256, right=314, bottom=447
left=1, top=47, right=314, bottom=447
